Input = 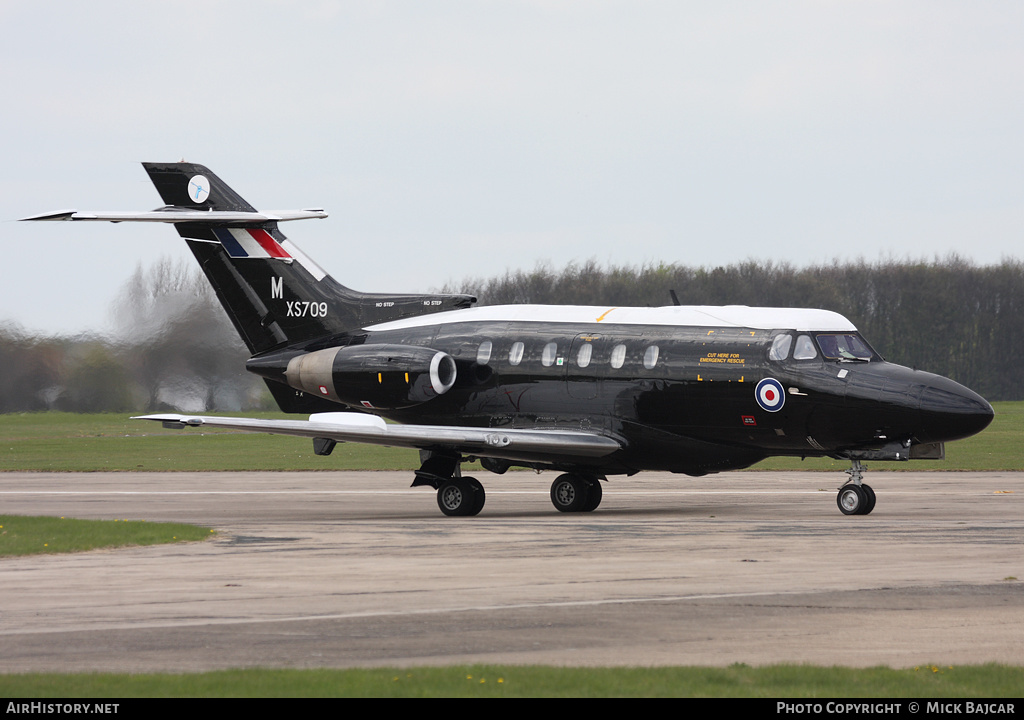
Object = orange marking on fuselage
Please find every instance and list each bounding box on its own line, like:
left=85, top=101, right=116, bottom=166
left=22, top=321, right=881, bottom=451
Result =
left=595, top=307, right=618, bottom=322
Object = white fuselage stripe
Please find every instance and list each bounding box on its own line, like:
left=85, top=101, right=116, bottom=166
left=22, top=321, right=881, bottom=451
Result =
left=363, top=304, right=857, bottom=333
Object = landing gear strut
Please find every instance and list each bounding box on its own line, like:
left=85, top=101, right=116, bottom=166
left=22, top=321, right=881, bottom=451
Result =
left=837, top=460, right=876, bottom=516
left=550, top=473, right=603, bottom=513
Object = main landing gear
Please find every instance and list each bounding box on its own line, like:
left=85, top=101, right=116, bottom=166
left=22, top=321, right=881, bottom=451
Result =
left=549, top=473, right=603, bottom=513
left=414, top=453, right=605, bottom=516
left=837, top=459, right=876, bottom=516
left=436, top=476, right=486, bottom=517
left=413, top=453, right=485, bottom=517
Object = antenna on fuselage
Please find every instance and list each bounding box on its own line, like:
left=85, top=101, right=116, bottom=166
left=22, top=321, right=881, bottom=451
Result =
left=669, top=289, right=681, bottom=306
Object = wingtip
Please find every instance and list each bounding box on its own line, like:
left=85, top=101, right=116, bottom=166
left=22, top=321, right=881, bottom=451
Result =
left=132, top=413, right=200, bottom=429
left=19, top=210, right=78, bottom=221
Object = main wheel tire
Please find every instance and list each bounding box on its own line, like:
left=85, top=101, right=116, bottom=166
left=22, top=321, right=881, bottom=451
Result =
left=837, top=484, right=866, bottom=515
left=860, top=483, right=876, bottom=515
left=550, top=474, right=590, bottom=513
left=438, top=478, right=476, bottom=517
left=582, top=477, right=603, bottom=512
left=465, top=476, right=486, bottom=516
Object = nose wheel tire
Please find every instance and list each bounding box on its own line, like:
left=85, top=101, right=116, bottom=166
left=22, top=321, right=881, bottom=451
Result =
left=860, top=483, right=876, bottom=514
left=437, top=477, right=485, bottom=517
left=837, top=483, right=875, bottom=516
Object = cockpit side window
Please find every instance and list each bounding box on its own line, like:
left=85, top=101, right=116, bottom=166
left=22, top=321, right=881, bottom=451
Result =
left=793, top=334, right=818, bottom=360
left=815, top=333, right=875, bottom=361
left=769, top=334, right=793, bottom=361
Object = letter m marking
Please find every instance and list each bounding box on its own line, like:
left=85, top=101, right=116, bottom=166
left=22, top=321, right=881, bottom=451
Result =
left=271, top=276, right=284, bottom=299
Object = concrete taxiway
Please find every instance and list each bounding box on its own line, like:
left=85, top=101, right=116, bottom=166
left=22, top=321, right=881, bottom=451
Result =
left=0, top=470, right=1021, bottom=672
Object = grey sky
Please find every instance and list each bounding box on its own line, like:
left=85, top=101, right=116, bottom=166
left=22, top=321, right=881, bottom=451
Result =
left=3, top=1, right=1022, bottom=335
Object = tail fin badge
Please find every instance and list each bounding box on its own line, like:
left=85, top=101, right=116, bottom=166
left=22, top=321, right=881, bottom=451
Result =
left=188, top=176, right=210, bottom=203
left=188, top=176, right=209, bottom=203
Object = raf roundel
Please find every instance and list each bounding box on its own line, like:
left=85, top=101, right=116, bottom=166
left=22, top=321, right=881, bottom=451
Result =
left=755, top=377, right=786, bottom=412
left=188, top=175, right=210, bottom=204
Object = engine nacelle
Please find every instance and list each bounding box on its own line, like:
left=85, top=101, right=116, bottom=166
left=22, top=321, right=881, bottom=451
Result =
left=284, top=344, right=457, bottom=409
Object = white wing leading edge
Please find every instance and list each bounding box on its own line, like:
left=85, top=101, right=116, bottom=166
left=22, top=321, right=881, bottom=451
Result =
left=134, top=412, right=622, bottom=464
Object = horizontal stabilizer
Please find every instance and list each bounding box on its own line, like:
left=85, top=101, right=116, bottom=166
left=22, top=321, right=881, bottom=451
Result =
left=20, top=209, right=327, bottom=224
left=134, top=413, right=623, bottom=463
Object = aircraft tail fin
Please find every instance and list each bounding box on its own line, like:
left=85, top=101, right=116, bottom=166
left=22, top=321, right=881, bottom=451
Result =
left=145, top=162, right=258, bottom=212
left=23, top=162, right=476, bottom=358
left=146, top=162, right=475, bottom=355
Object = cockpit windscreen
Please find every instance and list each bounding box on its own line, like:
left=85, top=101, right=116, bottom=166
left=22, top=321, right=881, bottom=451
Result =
left=769, top=331, right=879, bottom=362
left=815, top=333, right=876, bottom=361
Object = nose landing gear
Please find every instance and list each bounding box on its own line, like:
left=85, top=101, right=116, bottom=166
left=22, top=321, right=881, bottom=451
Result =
left=837, top=460, right=876, bottom=515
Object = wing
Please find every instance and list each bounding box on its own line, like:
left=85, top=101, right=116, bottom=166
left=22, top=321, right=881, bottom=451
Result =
left=134, top=412, right=623, bottom=464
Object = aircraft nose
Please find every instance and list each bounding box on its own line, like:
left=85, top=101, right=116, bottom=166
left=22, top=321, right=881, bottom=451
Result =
left=917, top=377, right=994, bottom=443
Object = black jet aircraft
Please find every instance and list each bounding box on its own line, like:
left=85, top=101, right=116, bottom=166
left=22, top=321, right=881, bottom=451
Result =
left=23, top=162, right=994, bottom=517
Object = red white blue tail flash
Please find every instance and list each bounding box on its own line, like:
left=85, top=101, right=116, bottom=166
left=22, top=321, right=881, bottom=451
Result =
left=212, top=228, right=291, bottom=259
left=209, top=227, right=327, bottom=281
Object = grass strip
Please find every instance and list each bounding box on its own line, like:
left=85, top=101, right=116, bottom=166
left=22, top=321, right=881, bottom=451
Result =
left=0, top=412, right=424, bottom=471
left=0, top=515, right=213, bottom=557
left=0, top=402, right=1019, bottom=473
left=0, top=663, right=1020, bottom=698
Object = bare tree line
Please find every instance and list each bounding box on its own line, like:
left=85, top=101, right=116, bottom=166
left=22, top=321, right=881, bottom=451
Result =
left=0, top=259, right=264, bottom=414
left=1, top=255, right=1020, bottom=413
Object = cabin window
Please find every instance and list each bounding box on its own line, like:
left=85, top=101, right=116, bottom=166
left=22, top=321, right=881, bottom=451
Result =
left=542, top=342, right=558, bottom=367
left=769, top=334, right=793, bottom=361
left=643, top=345, right=660, bottom=369
left=793, top=334, right=818, bottom=360
left=610, top=343, right=626, bottom=369
left=477, top=340, right=492, bottom=365
left=508, top=341, right=524, bottom=366
left=576, top=343, right=593, bottom=368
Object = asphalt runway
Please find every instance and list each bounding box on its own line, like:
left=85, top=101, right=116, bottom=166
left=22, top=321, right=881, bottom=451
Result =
left=1, top=470, right=1022, bottom=673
